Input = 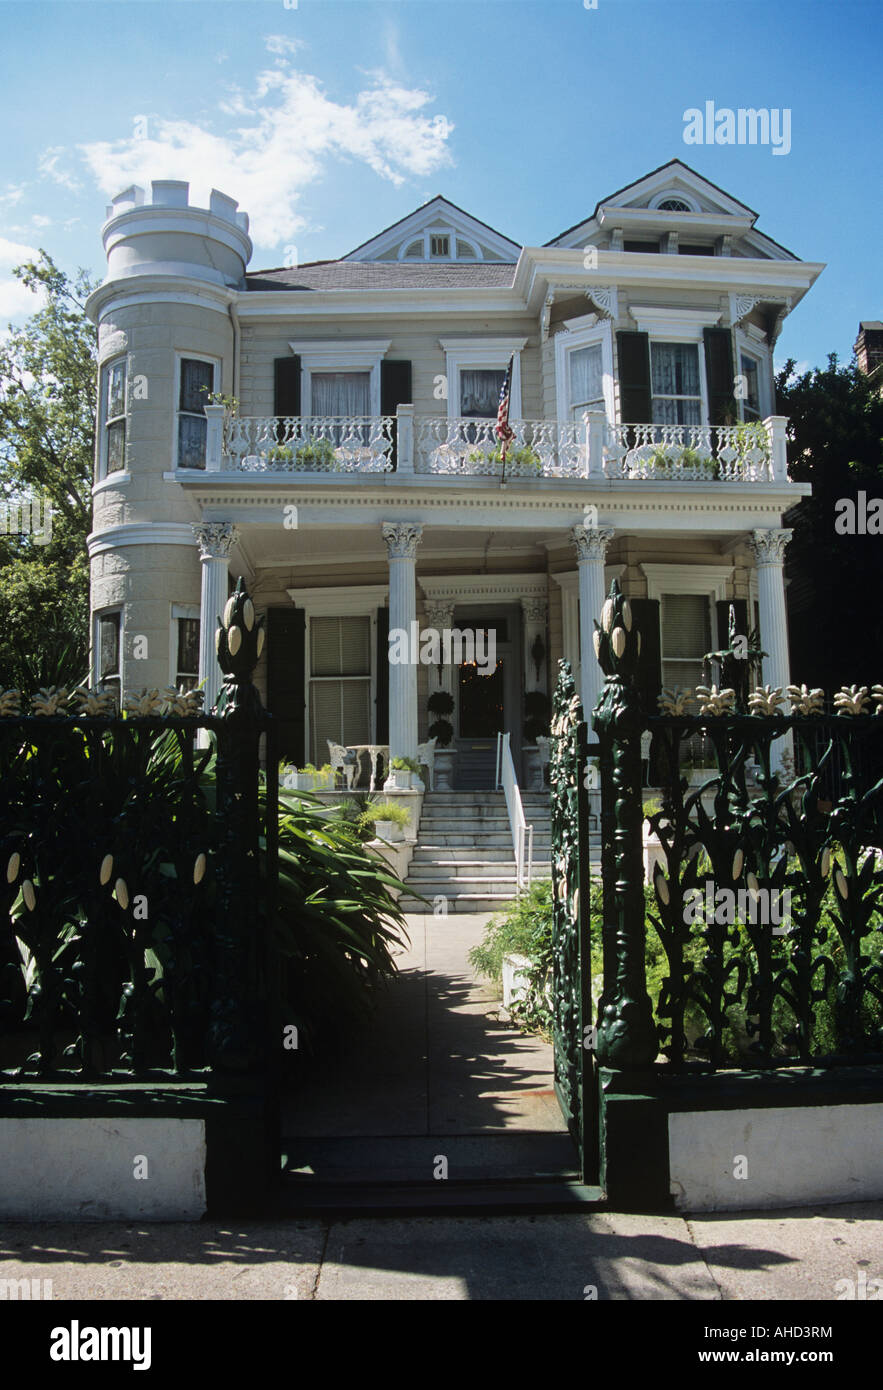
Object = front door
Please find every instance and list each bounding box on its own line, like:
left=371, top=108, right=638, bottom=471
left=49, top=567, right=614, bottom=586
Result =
left=453, top=607, right=520, bottom=788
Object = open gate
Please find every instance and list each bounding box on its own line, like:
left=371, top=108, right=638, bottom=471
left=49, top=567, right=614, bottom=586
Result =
left=549, top=662, right=598, bottom=1184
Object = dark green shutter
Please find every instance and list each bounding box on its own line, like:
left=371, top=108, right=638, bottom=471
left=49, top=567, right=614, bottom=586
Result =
left=703, top=327, right=735, bottom=425
left=380, top=361, right=412, bottom=470
left=375, top=606, right=389, bottom=743
left=266, top=607, right=305, bottom=765
left=631, top=598, right=661, bottom=715
left=616, top=332, right=651, bottom=423
left=274, top=355, right=301, bottom=418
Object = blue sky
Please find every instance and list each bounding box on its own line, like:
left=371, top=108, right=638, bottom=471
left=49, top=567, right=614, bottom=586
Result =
left=0, top=0, right=879, bottom=370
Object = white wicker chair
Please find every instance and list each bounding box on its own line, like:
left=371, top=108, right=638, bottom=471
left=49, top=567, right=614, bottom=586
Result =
left=416, top=736, right=438, bottom=791
left=327, top=740, right=356, bottom=790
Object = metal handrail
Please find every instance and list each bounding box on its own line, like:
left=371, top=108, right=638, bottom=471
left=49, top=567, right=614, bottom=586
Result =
left=496, top=731, right=534, bottom=892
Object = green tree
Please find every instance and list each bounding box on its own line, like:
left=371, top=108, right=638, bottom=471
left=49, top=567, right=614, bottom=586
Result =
left=778, top=354, right=883, bottom=691
left=0, top=253, right=97, bottom=691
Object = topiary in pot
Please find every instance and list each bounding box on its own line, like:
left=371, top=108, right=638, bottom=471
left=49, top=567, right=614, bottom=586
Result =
left=427, top=691, right=455, bottom=717
left=427, top=718, right=453, bottom=747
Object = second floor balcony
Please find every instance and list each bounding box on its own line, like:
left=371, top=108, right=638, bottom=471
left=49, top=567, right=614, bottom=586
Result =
left=203, top=405, right=791, bottom=486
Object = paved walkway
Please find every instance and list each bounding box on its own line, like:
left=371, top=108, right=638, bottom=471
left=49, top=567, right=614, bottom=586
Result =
left=282, top=911, right=568, bottom=1185
left=2, top=1202, right=881, bottom=1299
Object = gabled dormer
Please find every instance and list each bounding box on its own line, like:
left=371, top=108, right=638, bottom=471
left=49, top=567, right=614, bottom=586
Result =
left=546, top=159, right=796, bottom=261
left=343, top=195, right=519, bottom=264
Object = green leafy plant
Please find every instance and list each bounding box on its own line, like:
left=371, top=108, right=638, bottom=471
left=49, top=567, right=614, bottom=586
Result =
left=295, top=437, right=339, bottom=468
left=523, top=690, right=551, bottom=743
left=203, top=390, right=239, bottom=415
left=427, top=691, right=455, bottom=717
left=267, top=444, right=294, bottom=463
left=467, top=444, right=542, bottom=474
left=391, top=756, right=420, bottom=773
left=358, top=798, right=411, bottom=832
left=644, top=445, right=718, bottom=477
left=427, top=718, right=453, bottom=747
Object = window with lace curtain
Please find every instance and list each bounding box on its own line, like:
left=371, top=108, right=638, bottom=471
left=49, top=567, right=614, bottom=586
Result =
left=662, top=593, right=712, bottom=763
left=308, top=615, right=372, bottom=762
left=650, top=342, right=703, bottom=426
left=176, top=357, right=216, bottom=469
left=459, top=368, right=505, bottom=418
left=568, top=344, right=605, bottom=421
left=310, top=371, right=371, bottom=417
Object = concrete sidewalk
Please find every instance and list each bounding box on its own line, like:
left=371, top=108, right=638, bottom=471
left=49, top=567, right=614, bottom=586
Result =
left=1, top=1201, right=881, bottom=1300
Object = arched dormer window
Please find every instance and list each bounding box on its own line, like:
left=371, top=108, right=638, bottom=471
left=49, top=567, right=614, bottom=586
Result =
left=648, top=191, right=700, bottom=214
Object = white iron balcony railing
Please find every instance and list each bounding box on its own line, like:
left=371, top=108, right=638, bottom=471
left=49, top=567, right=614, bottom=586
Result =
left=202, top=404, right=790, bottom=484
left=220, top=412, right=394, bottom=473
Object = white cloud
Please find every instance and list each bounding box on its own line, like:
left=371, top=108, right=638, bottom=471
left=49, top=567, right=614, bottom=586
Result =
left=265, top=35, right=303, bottom=57
left=38, top=147, right=82, bottom=194
left=32, top=214, right=51, bottom=228
left=75, top=42, right=453, bottom=251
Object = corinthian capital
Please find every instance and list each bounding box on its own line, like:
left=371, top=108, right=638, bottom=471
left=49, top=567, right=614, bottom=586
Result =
left=382, top=521, right=423, bottom=560
left=192, top=521, right=238, bottom=560
left=571, top=524, right=615, bottom=564
left=750, top=528, right=792, bottom=566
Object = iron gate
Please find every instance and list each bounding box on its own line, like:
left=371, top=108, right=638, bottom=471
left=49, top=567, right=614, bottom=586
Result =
left=549, top=662, right=598, bottom=1183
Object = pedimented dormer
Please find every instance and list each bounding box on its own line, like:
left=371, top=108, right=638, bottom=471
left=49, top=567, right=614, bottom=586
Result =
left=343, top=195, right=519, bottom=264
left=546, top=159, right=795, bottom=261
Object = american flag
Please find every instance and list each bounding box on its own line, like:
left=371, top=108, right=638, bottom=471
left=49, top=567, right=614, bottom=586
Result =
left=494, top=356, right=515, bottom=462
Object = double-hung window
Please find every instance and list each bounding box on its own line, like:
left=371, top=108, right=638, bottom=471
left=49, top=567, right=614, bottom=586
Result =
left=177, top=358, right=216, bottom=469
left=97, top=611, right=121, bottom=705
left=739, top=351, right=761, bottom=421
left=568, top=344, right=606, bottom=422
left=176, top=616, right=200, bottom=691
left=102, top=358, right=127, bottom=475
left=459, top=369, right=505, bottom=419
left=650, top=342, right=703, bottom=426
left=309, top=616, right=372, bottom=762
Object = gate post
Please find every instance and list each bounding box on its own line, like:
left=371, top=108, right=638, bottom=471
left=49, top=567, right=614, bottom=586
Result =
left=206, top=576, right=278, bottom=1210
left=592, top=579, right=657, bottom=1069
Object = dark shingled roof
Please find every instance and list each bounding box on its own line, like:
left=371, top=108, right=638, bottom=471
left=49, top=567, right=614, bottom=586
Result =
left=246, top=261, right=518, bottom=292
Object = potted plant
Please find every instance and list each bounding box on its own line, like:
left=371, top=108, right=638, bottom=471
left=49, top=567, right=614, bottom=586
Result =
left=390, top=756, right=420, bottom=789
left=427, top=691, right=456, bottom=789
left=644, top=444, right=718, bottom=479
left=466, top=444, right=543, bottom=475
left=267, top=443, right=294, bottom=465
left=359, top=799, right=411, bottom=843
left=295, top=437, right=339, bottom=469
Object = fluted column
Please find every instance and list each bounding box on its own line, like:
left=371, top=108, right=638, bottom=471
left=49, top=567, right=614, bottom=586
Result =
left=192, top=521, right=238, bottom=716
left=571, top=524, right=615, bottom=720
left=522, top=597, right=549, bottom=694
left=750, top=527, right=793, bottom=773
left=383, top=522, right=423, bottom=779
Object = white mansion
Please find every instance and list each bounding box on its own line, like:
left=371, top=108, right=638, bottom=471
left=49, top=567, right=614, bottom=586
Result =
left=86, top=159, right=822, bottom=788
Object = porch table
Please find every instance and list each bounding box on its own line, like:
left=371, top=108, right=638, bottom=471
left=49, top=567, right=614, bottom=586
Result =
left=346, top=744, right=389, bottom=791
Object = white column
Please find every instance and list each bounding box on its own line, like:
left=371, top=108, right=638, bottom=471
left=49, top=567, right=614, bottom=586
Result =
left=522, top=598, right=548, bottom=694
left=383, top=522, right=423, bottom=781
left=395, top=403, right=414, bottom=475
left=750, top=527, right=793, bottom=774
left=571, top=524, right=615, bottom=720
left=192, top=521, right=238, bottom=715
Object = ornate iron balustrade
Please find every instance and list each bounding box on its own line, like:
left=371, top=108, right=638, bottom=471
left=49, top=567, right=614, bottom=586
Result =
left=415, top=416, right=585, bottom=477
left=584, top=579, right=883, bottom=1076
left=604, top=422, right=772, bottom=482
left=223, top=415, right=395, bottom=472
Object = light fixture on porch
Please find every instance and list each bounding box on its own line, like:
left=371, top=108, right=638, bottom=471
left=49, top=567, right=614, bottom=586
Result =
left=531, top=633, right=546, bottom=683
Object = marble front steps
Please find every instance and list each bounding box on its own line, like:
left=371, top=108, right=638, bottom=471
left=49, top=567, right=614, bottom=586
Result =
left=399, top=790, right=553, bottom=913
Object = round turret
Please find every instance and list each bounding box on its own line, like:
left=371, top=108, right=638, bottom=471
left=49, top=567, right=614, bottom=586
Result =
left=101, top=180, right=252, bottom=288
